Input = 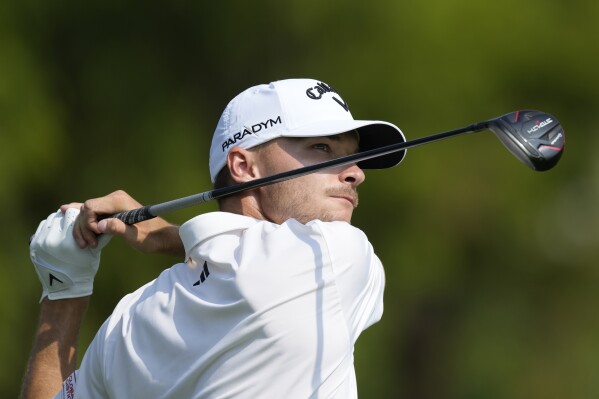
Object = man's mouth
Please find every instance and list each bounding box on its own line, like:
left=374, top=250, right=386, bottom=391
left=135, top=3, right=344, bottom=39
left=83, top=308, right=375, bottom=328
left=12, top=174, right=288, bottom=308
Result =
left=328, top=190, right=358, bottom=208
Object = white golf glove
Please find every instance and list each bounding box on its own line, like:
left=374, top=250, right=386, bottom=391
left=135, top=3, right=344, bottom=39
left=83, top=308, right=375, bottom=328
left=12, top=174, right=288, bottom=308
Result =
left=30, top=208, right=112, bottom=301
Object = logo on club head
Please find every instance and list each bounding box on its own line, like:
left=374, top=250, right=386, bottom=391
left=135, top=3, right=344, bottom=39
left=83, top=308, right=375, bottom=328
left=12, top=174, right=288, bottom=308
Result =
left=550, top=132, right=563, bottom=146
left=527, top=118, right=554, bottom=134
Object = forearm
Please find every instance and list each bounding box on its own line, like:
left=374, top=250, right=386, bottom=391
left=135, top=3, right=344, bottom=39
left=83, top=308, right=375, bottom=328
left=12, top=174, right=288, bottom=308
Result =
left=21, top=297, right=89, bottom=399
left=146, top=218, right=185, bottom=258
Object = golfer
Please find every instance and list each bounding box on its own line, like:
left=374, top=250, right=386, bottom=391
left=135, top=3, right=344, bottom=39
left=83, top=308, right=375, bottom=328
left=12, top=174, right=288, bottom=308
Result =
left=22, top=78, right=406, bottom=398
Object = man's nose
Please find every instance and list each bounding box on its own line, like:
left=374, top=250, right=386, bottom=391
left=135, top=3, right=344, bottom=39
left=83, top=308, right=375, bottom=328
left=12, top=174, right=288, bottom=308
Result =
left=339, top=163, right=365, bottom=187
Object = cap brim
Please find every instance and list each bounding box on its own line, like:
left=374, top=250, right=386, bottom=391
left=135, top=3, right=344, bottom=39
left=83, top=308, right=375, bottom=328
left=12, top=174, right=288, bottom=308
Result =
left=355, top=122, right=406, bottom=169
left=283, top=120, right=406, bottom=169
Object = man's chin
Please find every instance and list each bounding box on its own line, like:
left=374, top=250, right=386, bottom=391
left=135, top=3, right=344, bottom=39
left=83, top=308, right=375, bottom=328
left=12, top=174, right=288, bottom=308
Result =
left=318, top=209, right=353, bottom=224
left=279, top=204, right=354, bottom=224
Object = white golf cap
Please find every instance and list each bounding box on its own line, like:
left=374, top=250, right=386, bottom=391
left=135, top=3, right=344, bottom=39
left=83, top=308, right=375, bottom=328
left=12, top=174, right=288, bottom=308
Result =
left=209, top=78, right=406, bottom=183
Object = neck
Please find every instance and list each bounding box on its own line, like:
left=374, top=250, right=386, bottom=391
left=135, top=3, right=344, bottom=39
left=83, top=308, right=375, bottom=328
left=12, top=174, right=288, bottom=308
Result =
left=219, top=191, right=267, bottom=222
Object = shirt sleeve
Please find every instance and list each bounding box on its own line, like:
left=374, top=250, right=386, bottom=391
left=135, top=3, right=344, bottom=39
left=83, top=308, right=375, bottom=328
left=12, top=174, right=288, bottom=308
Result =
left=71, top=318, right=110, bottom=398
left=314, top=221, right=385, bottom=343
left=51, top=371, right=77, bottom=399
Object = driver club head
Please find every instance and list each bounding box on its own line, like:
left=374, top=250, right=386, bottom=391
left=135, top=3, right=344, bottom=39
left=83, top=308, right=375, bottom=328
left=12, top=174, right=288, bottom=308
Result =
left=485, top=110, right=565, bottom=171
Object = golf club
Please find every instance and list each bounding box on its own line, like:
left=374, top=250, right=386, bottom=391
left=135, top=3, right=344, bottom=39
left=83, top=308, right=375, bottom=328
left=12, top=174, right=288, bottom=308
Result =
left=101, top=109, right=565, bottom=225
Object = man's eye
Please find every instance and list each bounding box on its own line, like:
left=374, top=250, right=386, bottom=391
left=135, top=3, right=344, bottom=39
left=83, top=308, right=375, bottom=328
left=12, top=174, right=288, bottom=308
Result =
left=313, top=143, right=330, bottom=152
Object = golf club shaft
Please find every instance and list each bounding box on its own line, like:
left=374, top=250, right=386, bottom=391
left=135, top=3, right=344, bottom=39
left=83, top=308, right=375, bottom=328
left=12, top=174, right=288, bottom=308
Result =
left=103, top=121, right=488, bottom=224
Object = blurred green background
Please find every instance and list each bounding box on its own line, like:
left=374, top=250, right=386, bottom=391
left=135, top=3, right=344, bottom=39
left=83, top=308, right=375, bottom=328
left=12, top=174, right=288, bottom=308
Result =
left=2, top=0, right=597, bottom=397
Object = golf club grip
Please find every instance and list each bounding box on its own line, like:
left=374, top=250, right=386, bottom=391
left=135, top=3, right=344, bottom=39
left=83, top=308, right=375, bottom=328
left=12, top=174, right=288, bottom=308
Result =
left=97, top=205, right=156, bottom=225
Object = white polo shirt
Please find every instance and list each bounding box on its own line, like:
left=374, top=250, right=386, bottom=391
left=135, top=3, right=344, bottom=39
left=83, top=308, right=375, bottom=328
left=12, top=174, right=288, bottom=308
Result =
left=69, top=212, right=385, bottom=398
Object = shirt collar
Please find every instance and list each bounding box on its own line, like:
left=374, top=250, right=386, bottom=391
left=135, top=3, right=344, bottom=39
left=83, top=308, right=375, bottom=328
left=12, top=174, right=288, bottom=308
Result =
left=179, top=212, right=259, bottom=258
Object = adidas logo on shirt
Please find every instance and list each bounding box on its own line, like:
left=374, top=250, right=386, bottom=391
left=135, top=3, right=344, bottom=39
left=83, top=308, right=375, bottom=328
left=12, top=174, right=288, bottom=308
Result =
left=193, top=262, right=210, bottom=286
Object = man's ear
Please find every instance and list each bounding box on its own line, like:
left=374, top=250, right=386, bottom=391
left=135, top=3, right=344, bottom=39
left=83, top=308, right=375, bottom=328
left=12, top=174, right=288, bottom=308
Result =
left=227, top=147, right=260, bottom=183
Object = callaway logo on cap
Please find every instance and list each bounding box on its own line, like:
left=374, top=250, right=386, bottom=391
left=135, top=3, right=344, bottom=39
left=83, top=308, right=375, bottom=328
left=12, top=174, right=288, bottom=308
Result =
left=209, top=78, right=407, bottom=183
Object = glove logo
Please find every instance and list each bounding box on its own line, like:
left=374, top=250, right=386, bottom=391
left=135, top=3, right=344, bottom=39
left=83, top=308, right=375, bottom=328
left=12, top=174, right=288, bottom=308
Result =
left=49, top=273, right=64, bottom=286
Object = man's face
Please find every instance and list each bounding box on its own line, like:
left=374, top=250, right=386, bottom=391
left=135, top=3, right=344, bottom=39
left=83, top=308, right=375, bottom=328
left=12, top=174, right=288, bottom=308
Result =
left=252, top=131, right=365, bottom=224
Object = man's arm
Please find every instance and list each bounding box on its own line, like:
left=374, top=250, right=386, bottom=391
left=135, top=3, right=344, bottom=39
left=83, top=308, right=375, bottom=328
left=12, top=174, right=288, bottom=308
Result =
left=20, top=191, right=184, bottom=398
left=21, top=209, right=111, bottom=399
left=20, top=297, right=89, bottom=399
